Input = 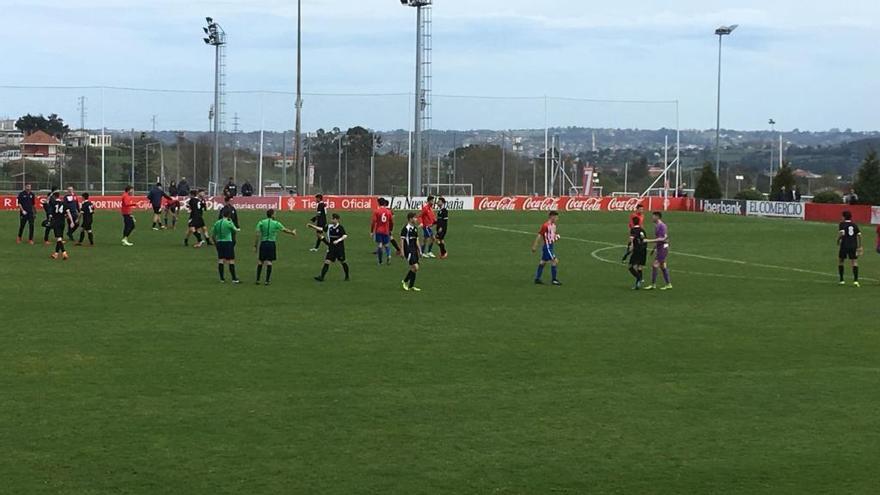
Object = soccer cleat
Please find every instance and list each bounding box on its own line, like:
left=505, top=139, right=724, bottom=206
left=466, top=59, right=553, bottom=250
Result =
left=660, top=285, right=673, bottom=291
left=632, top=281, right=642, bottom=290
left=439, top=253, right=448, bottom=259
left=314, top=276, right=325, bottom=282
left=643, top=285, right=655, bottom=291
left=62, top=252, right=69, bottom=261
left=410, top=287, right=421, bottom=292
left=264, top=281, right=271, bottom=286
left=219, top=279, right=226, bottom=283
left=386, top=258, right=392, bottom=266
left=838, top=281, right=846, bottom=286
left=152, top=227, right=159, bottom=231
left=16, top=237, right=21, bottom=244
left=401, top=281, right=410, bottom=291
left=427, top=252, right=437, bottom=258
left=551, top=280, right=562, bottom=286
left=28, top=240, right=34, bottom=245
left=75, top=242, right=82, bottom=246
left=122, top=239, right=134, bottom=247
left=232, top=279, right=240, bottom=284
left=309, top=248, right=319, bottom=252
left=854, top=281, right=861, bottom=288
left=50, top=253, right=58, bottom=260
left=534, top=279, right=544, bottom=285
left=344, top=277, right=350, bottom=282
left=44, top=241, right=51, bottom=246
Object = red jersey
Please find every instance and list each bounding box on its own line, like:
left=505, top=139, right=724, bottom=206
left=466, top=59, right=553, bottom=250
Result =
left=419, top=203, right=436, bottom=227
left=628, top=211, right=644, bottom=229
left=538, top=221, right=558, bottom=246
left=121, top=192, right=135, bottom=215
left=371, top=207, right=394, bottom=235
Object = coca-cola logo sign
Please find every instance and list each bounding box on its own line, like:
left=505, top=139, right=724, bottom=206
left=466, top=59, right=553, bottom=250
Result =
left=607, top=197, right=643, bottom=212
left=477, top=196, right=518, bottom=211
left=564, top=197, right=603, bottom=211
left=522, top=196, right=560, bottom=211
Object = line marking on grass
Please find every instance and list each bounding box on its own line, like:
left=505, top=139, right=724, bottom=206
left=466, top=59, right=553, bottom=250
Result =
left=474, top=224, right=876, bottom=283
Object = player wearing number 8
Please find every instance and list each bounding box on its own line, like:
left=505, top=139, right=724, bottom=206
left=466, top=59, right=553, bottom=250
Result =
left=837, top=210, right=862, bottom=287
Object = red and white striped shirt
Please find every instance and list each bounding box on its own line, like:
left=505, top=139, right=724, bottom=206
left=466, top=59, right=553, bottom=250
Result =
left=538, top=221, right=557, bottom=246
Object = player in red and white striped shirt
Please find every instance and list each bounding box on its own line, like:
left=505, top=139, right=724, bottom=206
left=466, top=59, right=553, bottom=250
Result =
left=531, top=210, right=561, bottom=286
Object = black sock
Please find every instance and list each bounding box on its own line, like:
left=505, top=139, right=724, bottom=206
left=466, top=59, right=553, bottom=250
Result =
left=79, top=231, right=85, bottom=243
left=218, top=263, right=225, bottom=280
left=194, top=232, right=202, bottom=242
left=256, top=264, right=263, bottom=281
left=390, top=239, right=400, bottom=252
left=314, top=238, right=322, bottom=249
left=320, top=264, right=329, bottom=278
left=409, top=271, right=417, bottom=288
left=838, top=265, right=844, bottom=281
left=404, top=271, right=413, bottom=284
left=853, top=266, right=859, bottom=282
left=44, top=227, right=50, bottom=242
left=342, top=263, right=350, bottom=279
left=18, top=219, right=26, bottom=238
left=629, top=267, right=639, bottom=279
left=266, top=265, right=273, bottom=282
left=229, top=264, right=237, bottom=280
left=88, top=232, right=94, bottom=245
left=55, top=240, right=64, bottom=253
left=638, top=269, right=643, bottom=283
left=439, top=243, right=447, bottom=255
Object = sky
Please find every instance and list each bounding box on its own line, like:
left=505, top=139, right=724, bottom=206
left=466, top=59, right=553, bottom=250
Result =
left=1, top=0, right=878, bottom=133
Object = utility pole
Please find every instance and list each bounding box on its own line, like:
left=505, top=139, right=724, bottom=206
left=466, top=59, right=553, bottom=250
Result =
left=78, top=96, right=88, bottom=191
left=501, top=131, right=506, bottom=195
left=130, top=129, right=135, bottom=187
left=714, top=24, right=738, bottom=178
left=294, top=0, right=303, bottom=198
left=151, top=114, right=158, bottom=133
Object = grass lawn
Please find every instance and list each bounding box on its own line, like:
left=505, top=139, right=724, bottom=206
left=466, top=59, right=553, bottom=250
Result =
left=1, top=210, right=878, bottom=494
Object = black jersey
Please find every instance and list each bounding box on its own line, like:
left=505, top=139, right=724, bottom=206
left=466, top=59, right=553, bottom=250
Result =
left=63, top=194, right=80, bottom=216
left=326, top=223, right=347, bottom=245
left=43, top=194, right=52, bottom=216
left=630, top=226, right=647, bottom=252
left=17, top=191, right=36, bottom=214
left=219, top=204, right=239, bottom=228
left=49, top=197, right=68, bottom=221
left=81, top=200, right=95, bottom=219
left=312, top=201, right=328, bottom=226
left=839, top=221, right=861, bottom=249
left=401, top=224, right=419, bottom=255
left=436, top=207, right=449, bottom=229
left=188, top=197, right=206, bottom=219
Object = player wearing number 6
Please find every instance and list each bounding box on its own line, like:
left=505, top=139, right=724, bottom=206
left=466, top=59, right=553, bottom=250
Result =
left=837, top=210, right=862, bottom=287
left=371, top=198, right=394, bottom=265
left=532, top=210, right=561, bottom=286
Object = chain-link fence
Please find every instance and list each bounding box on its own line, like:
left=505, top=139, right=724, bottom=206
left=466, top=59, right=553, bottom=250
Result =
left=0, top=85, right=679, bottom=196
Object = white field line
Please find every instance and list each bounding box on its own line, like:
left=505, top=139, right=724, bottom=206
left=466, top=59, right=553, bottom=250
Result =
left=474, top=224, right=876, bottom=283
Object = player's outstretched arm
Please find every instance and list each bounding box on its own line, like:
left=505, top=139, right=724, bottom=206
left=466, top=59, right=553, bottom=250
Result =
left=284, top=228, right=298, bottom=237
left=531, top=235, right=542, bottom=253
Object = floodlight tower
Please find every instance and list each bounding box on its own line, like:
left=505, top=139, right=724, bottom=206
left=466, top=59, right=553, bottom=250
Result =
left=401, top=0, right=432, bottom=197
left=203, top=17, right=226, bottom=189
left=714, top=24, right=737, bottom=178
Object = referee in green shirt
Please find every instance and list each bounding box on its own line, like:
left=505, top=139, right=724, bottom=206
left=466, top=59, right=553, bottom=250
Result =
left=254, top=209, right=297, bottom=285
left=212, top=209, right=241, bottom=283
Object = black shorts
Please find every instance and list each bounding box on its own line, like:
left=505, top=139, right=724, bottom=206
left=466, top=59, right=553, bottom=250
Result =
left=51, top=220, right=65, bottom=238
left=407, top=252, right=420, bottom=266
left=839, top=246, right=858, bottom=260
left=216, top=241, right=235, bottom=260
left=20, top=211, right=34, bottom=221
left=259, top=241, right=277, bottom=262
left=81, top=217, right=93, bottom=230
left=629, top=249, right=648, bottom=267
left=152, top=205, right=162, bottom=214
left=189, top=217, right=205, bottom=229
left=326, top=246, right=346, bottom=263
left=436, top=226, right=448, bottom=240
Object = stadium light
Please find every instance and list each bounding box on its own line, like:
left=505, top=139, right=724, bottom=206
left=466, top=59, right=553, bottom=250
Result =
left=400, top=0, right=432, bottom=196
left=714, top=24, right=737, bottom=179
left=203, top=17, right=226, bottom=189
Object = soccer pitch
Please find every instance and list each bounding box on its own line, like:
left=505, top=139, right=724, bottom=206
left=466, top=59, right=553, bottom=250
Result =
left=1, top=210, right=878, bottom=494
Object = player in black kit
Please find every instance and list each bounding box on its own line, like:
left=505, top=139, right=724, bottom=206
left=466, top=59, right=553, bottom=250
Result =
left=76, top=193, right=95, bottom=246
left=42, top=189, right=55, bottom=245
left=314, top=213, right=350, bottom=282
left=309, top=194, right=328, bottom=252
left=184, top=190, right=210, bottom=247
left=63, top=186, right=81, bottom=241
left=48, top=191, right=74, bottom=260
left=837, top=210, right=862, bottom=287
left=400, top=212, right=422, bottom=292
left=16, top=183, right=36, bottom=244
left=628, top=216, right=648, bottom=290
left=435, top=197, right=450, bottom=259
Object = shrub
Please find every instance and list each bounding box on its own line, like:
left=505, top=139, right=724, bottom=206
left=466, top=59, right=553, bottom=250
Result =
left=734, top=189, right=765, bottom=201
left=811, top=191, right=843, bottom=204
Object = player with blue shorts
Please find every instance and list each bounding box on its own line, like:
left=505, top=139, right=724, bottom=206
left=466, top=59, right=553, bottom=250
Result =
left=531, top=210, right=561, bottom=286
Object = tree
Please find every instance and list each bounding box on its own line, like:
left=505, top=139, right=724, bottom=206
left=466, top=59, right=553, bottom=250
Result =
left=15, top=113, right=70, bottom=138
left=853, top=149, right=880, bottom=205
left=694, top=163, right=722, bottom=199
left=770, top=163, right=796, bottom=200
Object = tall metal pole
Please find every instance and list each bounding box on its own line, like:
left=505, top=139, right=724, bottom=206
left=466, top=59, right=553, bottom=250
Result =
left=212, top=43, right=221, bottom=189
left=130, top=129, right=135, bottom=186
left=411, top=4, right=424, bottom=197
left=544, top=96, right=549, bottom=196
left=294, top=0, right=303, bottom=196
left=100, top=88, right=105, bottom=194
left=501, top=131, right=506, bottom=195
left=282, top=131, right=288, bottom=189
left=714, top=33, right=723, bottom=178
left=337, top=136, right=342, bottom=193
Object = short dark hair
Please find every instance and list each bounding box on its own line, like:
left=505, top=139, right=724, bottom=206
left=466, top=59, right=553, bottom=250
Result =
left=438, top=197, right=446, bottom=204
left=548, top=210, right=559, bottom=217
left=427, top=195, right=435, bottom=202
left=653, top=211, right=662, bottom=218
left=222, top=209, right=232, bottom=219
left=52, top=191, right=60, bottom=198
left=407, top=212, right=417, bottom=221
left=315, top=194, right=323, bottom=200
left=266, top=209, right=275, bottom=218
left=82, top=192, right=90, bottom=199
left=190, top=190, right=197, bottom=196
left=842, top=210, right=852, bottom=220
left=332, top=213, right=341, bottom=221
left=124, top=185, right=133, bottom=193
left=636, top=203, right=644, bottom=210
left=632, top=216, right=641, bottom=226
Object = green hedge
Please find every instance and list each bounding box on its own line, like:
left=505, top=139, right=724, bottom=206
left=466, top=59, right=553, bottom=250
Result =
left=733, top=189, right=765, bottom=201
left=812, top=191, right=844, bottom=204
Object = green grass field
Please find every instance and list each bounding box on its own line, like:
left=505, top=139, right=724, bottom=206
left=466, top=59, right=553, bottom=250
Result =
left=1, top=210, right=878, bottom=494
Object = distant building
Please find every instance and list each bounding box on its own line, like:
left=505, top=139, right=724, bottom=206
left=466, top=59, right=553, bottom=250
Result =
left=0, top=119, right=23, bottom=146
left=273, top=156, right=295, bottom=169
left=66, top=130, right=111, bottom=148
left=20, top=130, right=64, bottom=162
left=89, top=134, right=111, bottom=147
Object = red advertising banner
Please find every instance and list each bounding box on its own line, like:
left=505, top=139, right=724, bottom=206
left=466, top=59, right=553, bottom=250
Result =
left=804, top=203, right=872, bottom=224
left=281, top=195, right=377, bottom=212
left=474, top=196, right=694, bottom=212
left=0, top=195, right=281, bottom=211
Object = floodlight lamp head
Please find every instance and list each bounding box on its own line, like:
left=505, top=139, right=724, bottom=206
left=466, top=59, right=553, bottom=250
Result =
left=715, top=24, right=738, bottom=36
left=203, top=27, right=210, bottom=34
left=206, top=17, right=213, bottom=24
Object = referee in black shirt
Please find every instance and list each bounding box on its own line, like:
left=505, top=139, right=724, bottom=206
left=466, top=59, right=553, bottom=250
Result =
left=16, top=184, right=36, bottom=244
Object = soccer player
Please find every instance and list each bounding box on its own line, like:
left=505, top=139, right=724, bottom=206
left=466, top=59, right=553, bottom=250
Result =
left=309, top=194, right=328, bottom=252
left=218, top=195, right=240, bottom=243
left=42, top=189, right=55, bottom=245
left=531, top=210, right=562, bottom=286
left=162, top=195, right=181, bottom=229
left=76, top=193, right=95, bottom=246
left=837, top=210, right=862, bottom=287
left=435, top=197, right=450, bottom=259
left=371, top=198, right=394, bottom=265
left=147, top=183, right=166, bottom=230
left=314, top=213, right=350, bottom=282
left=418, top=196, right=437, bottom=258
left=644, top=211, right=672, bottom=291
left=184, top=190, right=210, bottom=247
left=627, top=216, right=648, bottom=290
left=16, top=183, right=36, bottom=244
left=121, top=185, right=136, bottom=246
left=621, top=203, right=644, bottom=262
left=254, top=209, right=297, bottom=286
left=48, top=191, right=73, bottom=260
left=400, top=212, right=422, bottom=291
left=63, top=186, right=81, bottom=241
left=212, top=209, right=241, bottom=283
